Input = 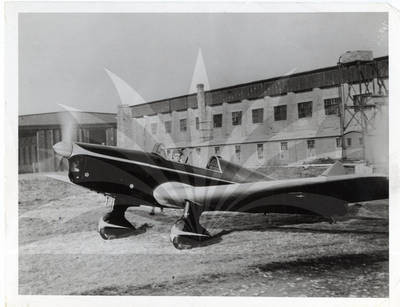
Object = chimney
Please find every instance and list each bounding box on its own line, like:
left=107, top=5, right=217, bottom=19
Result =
left=197, top=83, right=212, bottom=142
left=117, top=104, right=132, bottom=148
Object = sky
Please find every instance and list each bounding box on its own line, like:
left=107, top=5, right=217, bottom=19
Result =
left=19, top=13, right=388, bottom=115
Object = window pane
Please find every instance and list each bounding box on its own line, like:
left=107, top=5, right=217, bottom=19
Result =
left=257, top=143, right=264, bottom=159
left=213, top=114, right=223, bottom=128
left=307, top=139, right=315, bottom=149
left=235, top=145, right=241, bottom=160
left=195, top=117, right=199, bottom=130
left=252, top=108, right=264, bottom=124
left=274, top=105, right=287, bottom=121
left=232, top=111, right=242, bottom=126
left=298, top=101, right=313, bottom=118
left=179, top=119, right=187, bottom=132
left=151, top=123, right=157, bottom=134
left=164, top=121, right=172, bottom=133
left=324, top=97, right=341, bottom=115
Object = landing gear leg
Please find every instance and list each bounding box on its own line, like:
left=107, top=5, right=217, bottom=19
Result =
left=98, top=198, right=135, bottom=240
left=170, top=200, right=211, bottom=249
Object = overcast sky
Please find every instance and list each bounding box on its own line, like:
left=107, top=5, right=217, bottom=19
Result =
left=19, top=13, right=388, bottom=115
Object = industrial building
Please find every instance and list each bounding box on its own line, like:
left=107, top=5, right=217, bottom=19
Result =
left=117, top=55, right=388, bottom=169
left=19, top=111, right=117, bottom=173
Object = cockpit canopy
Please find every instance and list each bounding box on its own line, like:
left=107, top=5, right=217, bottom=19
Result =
left=206, top=155, right=273, bottom=182
left=152, top=143, right=167, bottom=159
left=206, top=156, right=223, bottom=172
left=153, top=144, right=272, bottom=182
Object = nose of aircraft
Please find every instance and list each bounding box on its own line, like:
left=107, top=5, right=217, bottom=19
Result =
left=53, top=141, right=73, bottom=158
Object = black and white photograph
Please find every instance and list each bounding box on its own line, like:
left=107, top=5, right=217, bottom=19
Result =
left=3, top=2, right=400, bottom=305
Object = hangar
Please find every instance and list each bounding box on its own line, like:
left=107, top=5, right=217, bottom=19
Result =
left=117, top=55, right=388, bottom=169
left=19, top=111, right=117, bottom=173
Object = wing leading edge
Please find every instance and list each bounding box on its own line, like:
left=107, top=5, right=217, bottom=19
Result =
left=153, top=174, right=388, bottom=217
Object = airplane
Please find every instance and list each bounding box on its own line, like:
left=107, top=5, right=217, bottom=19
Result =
left=52, top=141, right=389, bottom=249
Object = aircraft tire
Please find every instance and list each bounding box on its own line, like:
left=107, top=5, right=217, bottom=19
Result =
left=99, top=227, right=112, bottom=240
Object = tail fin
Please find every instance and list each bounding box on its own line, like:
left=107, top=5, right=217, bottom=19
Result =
left=321, top=161, right=347, bottom=177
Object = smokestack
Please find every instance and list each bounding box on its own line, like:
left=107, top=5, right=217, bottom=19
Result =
left=197, top=83, right=212, bottom=142
left=117, top=104, right=133, bottom=148
left=197, top=83, right=205, bottom=115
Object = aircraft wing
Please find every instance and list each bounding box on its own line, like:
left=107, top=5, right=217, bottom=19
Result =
left=153, top=174, right=388, bottom=217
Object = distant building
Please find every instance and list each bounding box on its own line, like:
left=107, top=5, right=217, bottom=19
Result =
left=117, top=56, right=388, bottom=169
left=19, top=111, right=117, bottom=173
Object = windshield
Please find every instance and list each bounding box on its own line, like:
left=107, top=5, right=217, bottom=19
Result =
left=152, top=143, right=167, bottom=159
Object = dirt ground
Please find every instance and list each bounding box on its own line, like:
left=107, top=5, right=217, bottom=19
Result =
left=18, top=172, right=389, bottom=296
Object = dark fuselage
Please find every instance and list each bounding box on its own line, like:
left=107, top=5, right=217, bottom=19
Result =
left=68, top=143, right=268, bottom=207
left=67, top=143, right=388, bottom=214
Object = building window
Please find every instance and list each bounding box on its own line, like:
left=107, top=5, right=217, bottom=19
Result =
left=347, top=138, right=352, bottom=146
left=257, top=143, right=264, bottom=159
left=274, top=105, right=287, bottom=121
left=324, top=97, right=341, bottom=115
left=179, top=119, right=187, bottom=132
left=232, top=111, right=242, bottom=126
left=298, top=101, right=313, bottom=118
left=307, top=139, right=315, bottom=149
left=213, top=114, right=223, bottom=128
left=195, top=117, right=199, bottom=130
left=235, top=145, right=241, bottom=160
left=359, top=137, right=363, bottom=145
left=336, top=137, right=341, bottom=148
left=252, top=108, right=264, bottom=124
left=214, top=146, right=220, bottom=155
left=164, top=121, right=172, bottom=134
left=280, top=141, right=288, bottom=160
left=151, top=123, right=157, bottom=134
left=196, top=147, right=201, bottom=154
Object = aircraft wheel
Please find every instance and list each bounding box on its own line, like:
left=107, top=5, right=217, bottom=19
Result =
left=171, top=236, right=192, bottom=250
left=99, top=227, right=112, bottom=240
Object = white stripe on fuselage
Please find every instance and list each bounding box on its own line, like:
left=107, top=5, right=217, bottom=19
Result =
left=71, top=143, right=237, bottom=185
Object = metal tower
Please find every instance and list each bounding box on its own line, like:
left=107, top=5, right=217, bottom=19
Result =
left=337, top=51, right=388, bottom=162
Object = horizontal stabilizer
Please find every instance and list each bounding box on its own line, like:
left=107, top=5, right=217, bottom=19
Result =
left=321, top=161, right=347, bottom=177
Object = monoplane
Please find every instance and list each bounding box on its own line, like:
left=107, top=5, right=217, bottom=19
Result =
left=52, top=141, right=389, bottom=249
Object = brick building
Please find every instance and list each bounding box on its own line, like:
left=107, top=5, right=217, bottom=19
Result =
left=19, top=111, right=117, bottom=173
left=117, top=56, right=388, bottom=169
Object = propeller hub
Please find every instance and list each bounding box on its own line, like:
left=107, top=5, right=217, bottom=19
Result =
left=53, top=141, right=73, bottom=158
